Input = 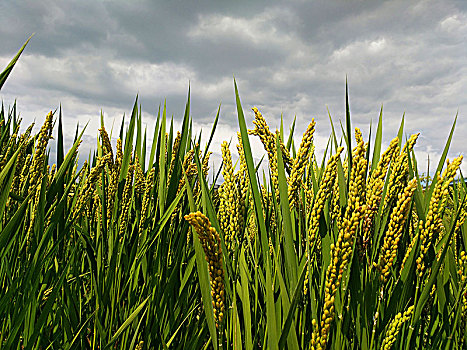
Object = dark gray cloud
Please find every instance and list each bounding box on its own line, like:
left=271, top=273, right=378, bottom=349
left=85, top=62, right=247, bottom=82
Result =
left=0, top=0, right=466, bottom=173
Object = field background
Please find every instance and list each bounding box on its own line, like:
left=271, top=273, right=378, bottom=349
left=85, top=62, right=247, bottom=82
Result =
left=0, top=41, right=466, bottom=349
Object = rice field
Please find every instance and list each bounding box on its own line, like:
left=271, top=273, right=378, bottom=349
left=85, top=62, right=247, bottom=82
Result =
left=1, top=38, right=466, bottom=350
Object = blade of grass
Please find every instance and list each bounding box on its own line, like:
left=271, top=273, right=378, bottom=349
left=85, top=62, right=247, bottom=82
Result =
left=119, top=97, right=138, bottom=181
left=425, top=114, right=457, bottom=203
left=276, top=133, right=298, bottom=288
left=0, top=34, right=33, bottom=90
left=104, top=296, right=150, bottom=349
left=345, top=78, right=352, bottom=182
left=278, top=257, right=307, bottom=349
left=235, top=78, right=278, bottom=350
left=371, top=105, right=383, bottom=172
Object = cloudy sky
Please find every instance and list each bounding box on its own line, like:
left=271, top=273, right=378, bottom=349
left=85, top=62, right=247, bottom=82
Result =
left=1, top=0, right=466, bottom=175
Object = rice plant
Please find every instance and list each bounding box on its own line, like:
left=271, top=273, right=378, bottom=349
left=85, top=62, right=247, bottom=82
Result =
left=1, top=38, right=466, bottom=350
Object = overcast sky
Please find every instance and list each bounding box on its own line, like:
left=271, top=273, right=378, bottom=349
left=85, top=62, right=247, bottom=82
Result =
left=1, top=0, right=466, bottom=175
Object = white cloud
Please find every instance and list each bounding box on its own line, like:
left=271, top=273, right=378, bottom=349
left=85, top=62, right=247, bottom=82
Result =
left=331, top=37, right=388, bottom=61
left=1, top=0, right=466, bottom=178
left=108, top=60, right=194, bottom=96
left=439, top=12, right=467, bottom=35
left=188, top=8, right=296, bottom=47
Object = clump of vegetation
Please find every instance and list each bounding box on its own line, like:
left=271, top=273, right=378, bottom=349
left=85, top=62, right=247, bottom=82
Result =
left=1, top=38, right=466, bottom=350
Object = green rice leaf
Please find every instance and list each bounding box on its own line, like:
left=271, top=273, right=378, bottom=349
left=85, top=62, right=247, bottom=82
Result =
left=371, top=105, right=383, bottom=172
left=234, top=78, right=278, bottom=350
left=0, top=34, right=33, bottom=91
